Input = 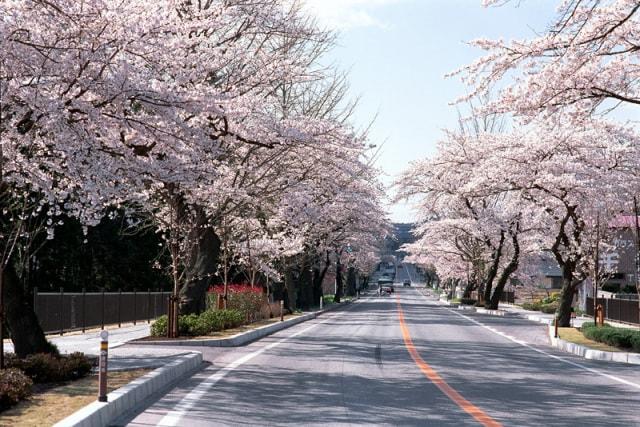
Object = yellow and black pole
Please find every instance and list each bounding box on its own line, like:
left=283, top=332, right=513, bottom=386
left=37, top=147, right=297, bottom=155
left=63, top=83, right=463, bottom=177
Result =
left=98, top=330, right=109, bottom=402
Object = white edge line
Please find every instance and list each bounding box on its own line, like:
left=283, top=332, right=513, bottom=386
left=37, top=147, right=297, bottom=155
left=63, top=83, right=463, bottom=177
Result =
left=418, top=290, right=640, bottom=391
left=156, top=310, right=345, bottom=426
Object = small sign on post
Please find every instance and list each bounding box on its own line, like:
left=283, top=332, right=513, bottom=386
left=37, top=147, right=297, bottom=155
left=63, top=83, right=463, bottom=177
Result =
left=280, top=300, right=284, bottom=322
left=98, top=330, right=109, bottom=402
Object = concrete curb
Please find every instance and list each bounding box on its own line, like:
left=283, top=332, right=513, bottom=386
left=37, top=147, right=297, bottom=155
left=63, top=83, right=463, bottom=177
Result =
left=132, top=302, right=350, bottom=348
left=475, top=308, right=507, bottom=316
left=54, top=352, right=203, bottom=427
left=547, top=325, right=640, bottom=365
left=435, top=298, right=479, bottom=312
left=524, top=313, right=554, bottom=325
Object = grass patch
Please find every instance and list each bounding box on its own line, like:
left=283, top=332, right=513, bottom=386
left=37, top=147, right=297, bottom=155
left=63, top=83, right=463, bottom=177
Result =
left=0, top=369, right=151, bottom=426
left=558, top=327, right=623, bottom=353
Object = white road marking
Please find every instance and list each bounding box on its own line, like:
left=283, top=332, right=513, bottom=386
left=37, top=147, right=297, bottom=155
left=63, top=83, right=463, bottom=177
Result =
left=418, top=290, right=640, bottom=391
left=157, top=310, right=346, bottom=426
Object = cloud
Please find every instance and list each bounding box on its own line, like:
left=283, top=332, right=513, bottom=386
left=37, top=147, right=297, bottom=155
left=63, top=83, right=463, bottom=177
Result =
left=302, top=0, right=403, bottom=30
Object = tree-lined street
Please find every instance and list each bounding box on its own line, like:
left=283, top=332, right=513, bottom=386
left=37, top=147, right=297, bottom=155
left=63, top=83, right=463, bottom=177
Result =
left=116, top=287, right=640, bottom=426
left=3, top=1, right=640, bottom=424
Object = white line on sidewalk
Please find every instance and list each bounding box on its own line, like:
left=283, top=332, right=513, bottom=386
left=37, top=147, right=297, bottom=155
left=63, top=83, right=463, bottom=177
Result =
left=418, top=290, right=640, bottom=391
left=156, top=309, right=348, bottom=426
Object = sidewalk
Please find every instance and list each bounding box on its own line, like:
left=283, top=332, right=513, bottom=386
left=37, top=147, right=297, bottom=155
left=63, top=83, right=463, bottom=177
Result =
left=498, top=302, right=640, bottom=330
left=4, top=299, right=360, bottom=371
left=3, top=323, right=192, bottom=371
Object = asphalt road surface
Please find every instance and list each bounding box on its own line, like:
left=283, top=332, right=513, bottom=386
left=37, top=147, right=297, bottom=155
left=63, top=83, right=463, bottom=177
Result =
left=121, top=287, right=640, bottom=426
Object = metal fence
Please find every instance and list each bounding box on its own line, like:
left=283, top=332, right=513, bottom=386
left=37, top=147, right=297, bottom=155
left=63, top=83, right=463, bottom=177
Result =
left=586, top=297, right=640, bottom=326
left=33, top=288, right=172, bottom=334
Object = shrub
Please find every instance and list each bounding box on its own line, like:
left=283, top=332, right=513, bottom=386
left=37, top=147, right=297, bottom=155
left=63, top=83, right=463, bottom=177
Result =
left=60, top=352, right=94, bottom=380
left=150, top=310, right=245, bottom=337
left=151, top=315, right=168, bottom=336
left=581, top=323, right=640, bottom=351
left=522, top=301, right=542, bottom=311
left=323, top=295, right=335, bottom=305
left=540, top=302, right=559, bottom=314
left=5, top=352, right=92, bottom=384
left=460, top=298, right=477, bottom=306
left=217, top=309, right=244, bottom=329
left=0, top=368, right=32, bottom=412
left=179, top=314, right=203, bottom=336
left=10, top=353, right=61, bottom=383
left=207, top=285, right=265, bottom=320
left=541, top=293, right=560, bottom=305
left=631, top=333, right=640, bottom=353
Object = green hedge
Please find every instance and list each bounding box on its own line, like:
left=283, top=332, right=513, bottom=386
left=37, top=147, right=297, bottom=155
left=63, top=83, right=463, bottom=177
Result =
left=581, top=322, right=640, bottom=352
left=522, top=301, right=541, bottom=311
left=0, top=368, right=32, bottom=412
left=540, top=301, right=559, bottom=314
left=522, top=293, right=560, bottom=313
left=151, top=309, right=245, bottom=337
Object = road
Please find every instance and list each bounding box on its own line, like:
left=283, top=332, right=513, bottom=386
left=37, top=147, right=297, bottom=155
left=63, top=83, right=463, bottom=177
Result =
left=120, top=286, right=640, bottom=426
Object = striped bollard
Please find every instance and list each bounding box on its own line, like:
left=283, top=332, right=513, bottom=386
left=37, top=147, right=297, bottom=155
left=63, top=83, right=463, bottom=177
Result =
left=98, top=330, right=109, bottom=402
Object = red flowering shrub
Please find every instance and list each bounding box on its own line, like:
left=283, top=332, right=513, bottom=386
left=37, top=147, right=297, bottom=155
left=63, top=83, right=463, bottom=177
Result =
left=207, top=284, right=266, bottom=321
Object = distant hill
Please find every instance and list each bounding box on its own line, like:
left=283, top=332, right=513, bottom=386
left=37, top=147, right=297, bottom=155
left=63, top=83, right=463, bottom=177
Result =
left=384, top=223, right=416, bottom=258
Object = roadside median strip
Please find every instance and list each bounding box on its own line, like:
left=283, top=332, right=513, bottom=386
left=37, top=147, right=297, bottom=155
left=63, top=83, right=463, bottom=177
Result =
left=547, top=325, right=640, bottom=365
left=53, top=352, right=203, bottom=427
left=132, top=301, right=351, bottom=348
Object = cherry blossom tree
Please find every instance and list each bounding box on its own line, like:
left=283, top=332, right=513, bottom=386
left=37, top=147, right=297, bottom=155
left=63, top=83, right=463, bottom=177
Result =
left=455, top=0, right=640, bottom=125
left=2, top=0, right=388, bottom=345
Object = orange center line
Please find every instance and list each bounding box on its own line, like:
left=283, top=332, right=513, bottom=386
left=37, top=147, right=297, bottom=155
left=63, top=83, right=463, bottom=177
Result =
left=396, top=294, right=502, bottom=427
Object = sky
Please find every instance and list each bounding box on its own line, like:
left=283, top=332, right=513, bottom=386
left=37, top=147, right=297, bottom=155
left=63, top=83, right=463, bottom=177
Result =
left=302, top=0, right=559, bottom=223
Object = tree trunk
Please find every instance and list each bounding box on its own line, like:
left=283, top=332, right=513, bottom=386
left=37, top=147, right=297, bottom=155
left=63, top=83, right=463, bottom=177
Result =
left=346, top=266, right=357, bottom=296
left=4, top=265, right=57, bottom=357
left=180, top=223, right=221, bottom=315
left=284, top=266, right=296, bottom=312
left=298, top=254, right=313, bottom=310
left=312, top=251, right=330, bottom=305
left=557, top=277, right=577, bottom=327
left=483, top=233, right=505, bottom=307
left=334, top=256, right=342, bottom=303
left=462, top=279, right=474, bottom=298
left=488, top=233, right=519, bottom=310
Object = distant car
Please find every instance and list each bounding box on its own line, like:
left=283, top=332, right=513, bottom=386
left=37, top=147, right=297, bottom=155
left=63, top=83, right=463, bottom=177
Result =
left=380, top=286, right=392, bottom=295
left=403, top=279, right=411, bottom=287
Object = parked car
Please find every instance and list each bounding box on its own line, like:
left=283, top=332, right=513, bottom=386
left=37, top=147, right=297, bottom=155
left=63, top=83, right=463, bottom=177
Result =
left=403, top=279, right=411, bottom=287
